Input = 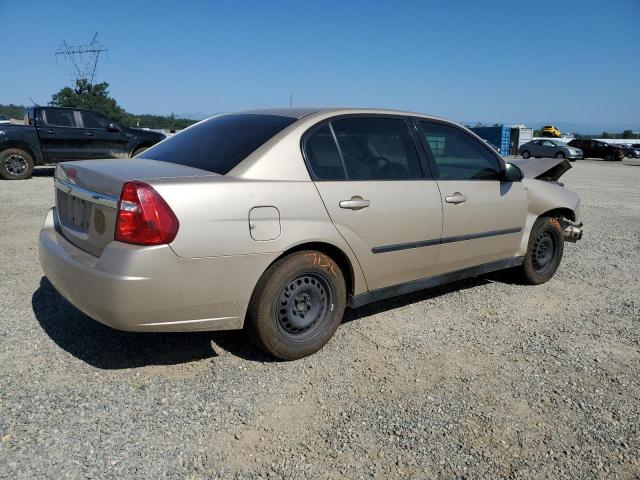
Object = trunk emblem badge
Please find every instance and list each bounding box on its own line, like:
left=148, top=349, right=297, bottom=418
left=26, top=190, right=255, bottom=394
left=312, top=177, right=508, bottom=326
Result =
left=94, top=209, right=106, bottom=235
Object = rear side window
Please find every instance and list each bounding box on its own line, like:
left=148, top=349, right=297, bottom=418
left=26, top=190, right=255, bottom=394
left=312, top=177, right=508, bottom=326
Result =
left=418, top=121, right=501, bottom=180
left=331, top=118, right=422, bottom=180
left=42, top=109, right=77, bottom=128
left=139, top=114, right=297, bottom=174
left=305, top=125, right=346, bottom=180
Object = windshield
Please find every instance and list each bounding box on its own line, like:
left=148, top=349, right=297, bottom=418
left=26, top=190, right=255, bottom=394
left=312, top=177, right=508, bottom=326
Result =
left=139, top=114, right=297, bottom=174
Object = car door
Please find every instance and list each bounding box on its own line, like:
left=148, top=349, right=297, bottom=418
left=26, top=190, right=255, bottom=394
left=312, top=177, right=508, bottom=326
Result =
left=583, top=140, right=596, bottom=158
left=305, top=116, right=443, bottom=290
left=80, top=111, right=129, bottom=159
left=415, top=119, right=527, bottom=275
left=542, top=140, right=557, bottom=157
left=528, top=140, right=542, bottom=157
left=36, top=108, right=85, bottom=162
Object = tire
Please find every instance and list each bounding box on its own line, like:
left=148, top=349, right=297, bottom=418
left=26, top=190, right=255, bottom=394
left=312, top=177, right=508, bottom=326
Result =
left=0, top=148, right=35, bottom=180
left=521, top=151, right=530, bottom=159
left=555, top=152, right=565, bottom=159
left=132, top=146, right=148, bottom=157
left=511, top=217, right=564, bottom=285
left=247, top=250, right=347, bottom=360
left=604, top=153, right=614, bottom=161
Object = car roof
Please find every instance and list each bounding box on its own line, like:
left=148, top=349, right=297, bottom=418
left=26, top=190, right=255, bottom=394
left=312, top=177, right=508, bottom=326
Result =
left=234, top=107, right=453, bottom=122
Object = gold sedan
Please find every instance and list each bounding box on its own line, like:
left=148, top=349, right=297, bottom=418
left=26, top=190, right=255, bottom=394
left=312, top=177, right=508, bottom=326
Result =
left=39, top=108, right=582, bottom=359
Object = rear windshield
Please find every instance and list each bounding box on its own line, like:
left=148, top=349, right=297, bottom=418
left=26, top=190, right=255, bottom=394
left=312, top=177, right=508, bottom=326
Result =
left=139, top=114, right=297, bottom=174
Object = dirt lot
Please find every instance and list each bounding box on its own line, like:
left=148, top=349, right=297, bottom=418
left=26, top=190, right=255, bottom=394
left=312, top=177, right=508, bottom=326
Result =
left=1, top=160, right=639, bottom=479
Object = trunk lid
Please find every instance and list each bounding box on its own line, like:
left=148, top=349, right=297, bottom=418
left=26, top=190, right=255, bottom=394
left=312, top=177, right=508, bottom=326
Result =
left=55, top=159, right=215, bottom=256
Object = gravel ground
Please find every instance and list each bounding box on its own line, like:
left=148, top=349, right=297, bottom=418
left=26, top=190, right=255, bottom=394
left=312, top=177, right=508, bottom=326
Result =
left=1, top=161, right=639, bottom=479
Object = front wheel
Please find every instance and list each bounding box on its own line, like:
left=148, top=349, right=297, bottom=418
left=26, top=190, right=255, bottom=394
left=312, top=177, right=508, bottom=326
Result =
left=247, top=251, right=346, bottom=360
left=511, top=217, right=564, bottom=285
left=604, top=153, right=614, bottom=161
left=556, top=152, right=565, bottom=159
left=0, top=148, right=35, bottom=180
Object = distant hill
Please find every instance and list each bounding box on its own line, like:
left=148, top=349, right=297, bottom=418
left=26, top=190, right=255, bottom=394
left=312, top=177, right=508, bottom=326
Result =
left=0, top=104, right=27, bottom=120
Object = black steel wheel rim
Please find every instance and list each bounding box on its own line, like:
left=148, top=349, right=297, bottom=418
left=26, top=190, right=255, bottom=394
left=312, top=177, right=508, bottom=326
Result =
left=532, top=230, right=556, bottom=273
left=275, top=272, right=333, bottom=339
left=4, top=154, right=28, bottom=176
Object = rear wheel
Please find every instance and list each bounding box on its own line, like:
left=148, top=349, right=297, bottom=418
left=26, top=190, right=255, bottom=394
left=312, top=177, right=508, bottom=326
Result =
left=247, top=251, right=346, bottom=360
left=132, top=146, right=148, bottom=157
left=0, top=148, right=34, bottom=180
left=511, top=217, right=564, bottom=285
left=521, top=151, right=530, bottom=159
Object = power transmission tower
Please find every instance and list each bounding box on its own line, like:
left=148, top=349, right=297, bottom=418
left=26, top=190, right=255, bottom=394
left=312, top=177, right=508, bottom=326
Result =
left=55, top=33, right=108, bottom=85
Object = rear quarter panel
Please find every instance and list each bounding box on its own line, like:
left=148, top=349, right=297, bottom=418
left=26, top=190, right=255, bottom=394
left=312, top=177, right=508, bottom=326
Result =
left=148, top=176, right=368, bottom=295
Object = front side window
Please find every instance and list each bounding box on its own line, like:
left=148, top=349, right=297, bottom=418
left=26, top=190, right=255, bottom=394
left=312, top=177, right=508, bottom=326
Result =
left=543, top=140, right=556, bottom=147
left=418, top=121, right=502, bottom=180
left=330, top=118, right=422, bottom=180
left=43, top=109, right=77, bottom=128
left=139, top=114, right=297, bottom=174
left=82, top=111, right=112, bottom=129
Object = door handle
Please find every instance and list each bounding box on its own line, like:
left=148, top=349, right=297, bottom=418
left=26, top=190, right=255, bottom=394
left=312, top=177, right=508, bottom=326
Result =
left=445, top=192, right=467, bottom=204
left=339, top=196, right=370, bottom=210
left=84, top=132, right=95, bottom=136
left=47, top=130, right=56, bottom=134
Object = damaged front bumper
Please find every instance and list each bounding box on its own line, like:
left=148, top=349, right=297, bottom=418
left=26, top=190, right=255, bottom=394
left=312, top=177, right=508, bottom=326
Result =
left=561, top=219, right=583, bottom=243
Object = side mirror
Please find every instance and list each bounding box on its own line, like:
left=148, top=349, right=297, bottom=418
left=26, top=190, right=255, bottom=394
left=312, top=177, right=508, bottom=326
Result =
left=107, top=123, right=120, bottom=132
left=502, top=163, right=523, bottom=182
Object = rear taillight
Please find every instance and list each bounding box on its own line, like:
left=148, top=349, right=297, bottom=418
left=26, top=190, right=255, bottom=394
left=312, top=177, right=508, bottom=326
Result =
left=114, top=181, right=179, bottom=245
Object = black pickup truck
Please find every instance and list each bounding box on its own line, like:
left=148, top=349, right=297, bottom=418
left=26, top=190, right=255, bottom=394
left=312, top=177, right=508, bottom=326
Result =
left=0, top=106, right=166, bottom=179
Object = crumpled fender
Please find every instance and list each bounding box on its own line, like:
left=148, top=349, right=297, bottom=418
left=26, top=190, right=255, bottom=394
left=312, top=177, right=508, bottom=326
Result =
left=515, top=176, right=581, bottom=256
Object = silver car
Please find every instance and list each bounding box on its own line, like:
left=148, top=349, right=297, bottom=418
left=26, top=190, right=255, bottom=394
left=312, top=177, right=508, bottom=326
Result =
left=39, top=108, right=583, bottom=359
left=518, top=139, right=582, bottom=161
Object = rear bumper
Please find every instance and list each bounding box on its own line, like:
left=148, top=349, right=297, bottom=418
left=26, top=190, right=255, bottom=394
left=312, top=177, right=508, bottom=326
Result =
left=39, top=208, right=278, bottom=332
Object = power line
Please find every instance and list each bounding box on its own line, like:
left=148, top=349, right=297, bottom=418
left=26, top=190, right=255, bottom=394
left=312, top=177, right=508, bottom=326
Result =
left=55, top=32, right=108, bottom=85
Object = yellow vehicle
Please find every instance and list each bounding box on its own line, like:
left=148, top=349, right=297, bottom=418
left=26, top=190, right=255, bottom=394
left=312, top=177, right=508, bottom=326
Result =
left=541, top=125, right=561, bottom=138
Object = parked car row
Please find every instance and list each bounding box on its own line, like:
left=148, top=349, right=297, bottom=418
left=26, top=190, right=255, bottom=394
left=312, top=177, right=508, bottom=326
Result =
left=0, top=106, right=166, bottom=180
left=518, top=138, right=631, bottom=161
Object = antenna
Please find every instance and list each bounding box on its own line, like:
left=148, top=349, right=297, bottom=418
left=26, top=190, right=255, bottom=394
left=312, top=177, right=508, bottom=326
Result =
left=55, top=33, right=108, bottom=85
left=28, top=97, right=39, bottom=106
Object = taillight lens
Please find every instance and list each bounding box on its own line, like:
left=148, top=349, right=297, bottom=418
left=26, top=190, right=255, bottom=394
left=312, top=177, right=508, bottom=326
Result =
left=114, top=181, right=179, bottom=245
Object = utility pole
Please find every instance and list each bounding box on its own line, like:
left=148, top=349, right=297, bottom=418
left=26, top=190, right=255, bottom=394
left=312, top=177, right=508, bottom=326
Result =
left=289, top=93, right=293, bottom=107
left=55, top=32, right=108, bottom=85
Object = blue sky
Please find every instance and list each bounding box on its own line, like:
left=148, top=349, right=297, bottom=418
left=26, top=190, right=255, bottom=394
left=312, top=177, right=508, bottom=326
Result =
left=1, top=0, right=638, bottom=131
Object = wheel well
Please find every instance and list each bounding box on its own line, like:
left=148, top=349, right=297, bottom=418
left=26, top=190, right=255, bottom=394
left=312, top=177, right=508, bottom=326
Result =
left=277, top=242, right=355, bottom=296
left=1, top=141, right=39, bottom=165
left=131, top=144, right=151, bottom=156
left=540, top=207, right=575, bottom=222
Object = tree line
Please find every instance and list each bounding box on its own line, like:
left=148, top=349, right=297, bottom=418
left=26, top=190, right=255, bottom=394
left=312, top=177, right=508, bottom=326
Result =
left=1, top=79, right=198, bottom=130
